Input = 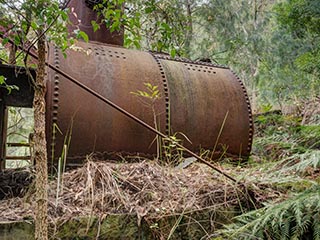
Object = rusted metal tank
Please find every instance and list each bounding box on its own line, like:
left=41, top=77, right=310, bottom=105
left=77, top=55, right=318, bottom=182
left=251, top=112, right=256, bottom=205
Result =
left=45, top=0, right=253, bottom=165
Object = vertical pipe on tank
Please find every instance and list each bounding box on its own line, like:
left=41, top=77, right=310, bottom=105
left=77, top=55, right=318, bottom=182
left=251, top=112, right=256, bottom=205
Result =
left=67, top=0, right=124, bottom=46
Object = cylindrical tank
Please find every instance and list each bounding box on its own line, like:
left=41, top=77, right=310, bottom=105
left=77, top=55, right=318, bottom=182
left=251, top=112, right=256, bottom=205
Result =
left=45, top=0, right=253, bottom=165
left=45, top=41, right=253, bottom=165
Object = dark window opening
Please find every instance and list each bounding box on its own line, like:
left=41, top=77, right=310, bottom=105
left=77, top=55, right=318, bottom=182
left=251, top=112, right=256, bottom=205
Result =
left=5, top=107, right=34, bottom=169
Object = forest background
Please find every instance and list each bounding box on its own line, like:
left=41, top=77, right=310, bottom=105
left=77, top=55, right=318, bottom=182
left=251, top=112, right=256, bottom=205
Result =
left=0, top=0, right=320, bottom=239
left=1, top=0, right=319, bottom=112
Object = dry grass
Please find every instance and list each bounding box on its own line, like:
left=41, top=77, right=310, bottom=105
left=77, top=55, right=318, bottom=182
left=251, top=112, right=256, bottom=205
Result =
left=0, top=155, right=255, bottom=223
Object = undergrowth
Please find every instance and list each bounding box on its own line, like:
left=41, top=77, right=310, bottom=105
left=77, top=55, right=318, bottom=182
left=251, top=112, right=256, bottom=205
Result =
left=215, top=112, right=320, bottom=240
left=217, top=185, right=320, bottom=240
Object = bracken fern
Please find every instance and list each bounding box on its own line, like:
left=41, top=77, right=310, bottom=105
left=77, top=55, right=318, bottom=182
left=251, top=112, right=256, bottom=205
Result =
left=217, top=185, right=320, bottom=240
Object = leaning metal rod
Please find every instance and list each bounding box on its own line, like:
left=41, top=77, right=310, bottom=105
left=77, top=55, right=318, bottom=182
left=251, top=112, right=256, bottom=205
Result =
left=1, top=35, right=238, bottom=183
left=48, top=64, right=238, bottom=183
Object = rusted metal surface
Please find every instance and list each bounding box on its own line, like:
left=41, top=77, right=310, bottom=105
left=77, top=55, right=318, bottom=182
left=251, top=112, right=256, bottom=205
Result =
left=158, top=57, right=252, bottom=156
left=46, top=42, right=167, bottom=164
left=67, top=0, right=124, bottom=46
left=151, top=53, right=254, bottom=156
left=46, top=40, right=253, bottom=164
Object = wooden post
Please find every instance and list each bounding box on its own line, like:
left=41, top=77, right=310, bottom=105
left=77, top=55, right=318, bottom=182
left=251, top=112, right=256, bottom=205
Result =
left=0, top=98, right=7, bottom=170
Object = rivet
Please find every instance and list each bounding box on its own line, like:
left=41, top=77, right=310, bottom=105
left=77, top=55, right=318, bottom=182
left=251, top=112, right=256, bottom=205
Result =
left=53, top=97, right=59, bottom=102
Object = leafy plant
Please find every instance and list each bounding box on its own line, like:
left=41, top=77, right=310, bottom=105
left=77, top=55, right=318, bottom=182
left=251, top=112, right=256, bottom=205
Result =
left=217, top=185, right=320, bottom=240
left=0, top=75, right=19, bottom=94
left=131, top=83, right=162, bottom=159
left=92, top=0, right=191, bottom=57
left=162, top=132, right=191, bottom=164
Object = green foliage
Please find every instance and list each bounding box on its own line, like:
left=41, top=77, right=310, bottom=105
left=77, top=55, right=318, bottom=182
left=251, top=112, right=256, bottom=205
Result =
left=275, top=0, right=320, bottom=39
left=0, top=75, right=19, bottom=94
left=162, top=132, right=186, bottom=164
left=0, top=0, right=82, bottom=64
left=252, top=113, right=320, bottom=161
left=130, top=82, right=161, bottom=101
left=92, top=0, right=191, bottom=56
left=217, top=185, right=320, bottom=240
left=258, top=0, right=320, bottom=102
left=227, top=112, right=320, bottom=240
left=279, top=150, right=320, bottom=177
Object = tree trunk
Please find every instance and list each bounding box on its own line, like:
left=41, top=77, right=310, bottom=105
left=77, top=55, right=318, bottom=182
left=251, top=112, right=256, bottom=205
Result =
left=34, top=28, right=48, bottom=240
left=184, top=0, right=193, bottom=57
left=9, top=44, right=17, bottom=64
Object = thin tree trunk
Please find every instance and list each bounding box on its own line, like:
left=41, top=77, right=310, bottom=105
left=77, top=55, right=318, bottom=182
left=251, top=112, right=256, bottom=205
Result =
left=34, top=27, right=48, bottom=240
left=184, top=0, right=193, bottom=57
left=9, top=44, right=17, bottom=64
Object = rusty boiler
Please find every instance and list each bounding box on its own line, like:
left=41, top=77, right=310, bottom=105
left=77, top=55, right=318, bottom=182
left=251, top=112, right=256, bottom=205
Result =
left=45, top=0, right=253, bottom=165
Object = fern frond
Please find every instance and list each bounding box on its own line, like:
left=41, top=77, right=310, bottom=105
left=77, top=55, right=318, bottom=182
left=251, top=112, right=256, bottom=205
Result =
left=217, top=185, right=320, bottom=239
left=313, top=216, right=320, bottom=240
